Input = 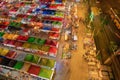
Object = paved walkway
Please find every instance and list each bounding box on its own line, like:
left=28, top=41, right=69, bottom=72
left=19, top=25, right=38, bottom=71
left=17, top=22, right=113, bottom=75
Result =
left=69, top=3, right=89, bottom=80
left=54, top=2, right=89, bottom=80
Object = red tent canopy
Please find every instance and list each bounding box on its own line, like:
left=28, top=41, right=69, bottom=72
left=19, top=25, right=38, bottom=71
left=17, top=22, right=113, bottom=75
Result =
left=45, top=40, right=51, bottom=45
left=49, top=47, right=57, bottom=54
left=15, top=41, right=23, bottom=47
left=51, top=28, right=59, bottom=32
left=43, top=17, right=63, bottom=21
left=9, top=40, right=15, bottom=45
left=6, top=51, right=16, bottom=58
left=3, top=40, right=9, bottom=44
left=49, top=33, right=59, bottom=37
left=17, top=35, right=29, bottom=41
left=28, top=65, right=41, bottom=75
left=51, top=40, right=57, bottom=46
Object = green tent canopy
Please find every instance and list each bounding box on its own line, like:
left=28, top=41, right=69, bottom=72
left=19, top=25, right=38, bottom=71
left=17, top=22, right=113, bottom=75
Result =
left=38, top=68, right=53, bottom=79
left=46, top=59, right=55, bottom=68
left=39, top=58, right=48, bottom=66
left=14, top=61, right=24, bottom=70
left=24, top=54, right=33, bottom=62
left=37, top=39, right=46, bottom=45
left=32, top=55, right=40, bottom=64
left=0, top=32, right=4, bottom=37
left=30, top=44, right=39, bottom=50
left=27, top=37, right=35, bottom=43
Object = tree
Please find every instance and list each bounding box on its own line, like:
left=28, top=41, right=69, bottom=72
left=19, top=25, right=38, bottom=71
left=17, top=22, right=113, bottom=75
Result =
left=109, top=41, right=118, bottom=54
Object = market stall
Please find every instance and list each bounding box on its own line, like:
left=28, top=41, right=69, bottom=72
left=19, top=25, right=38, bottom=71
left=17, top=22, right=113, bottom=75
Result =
left=0, top=0, right=65, bottom=79
left=0, top=46, right=56, bottom=80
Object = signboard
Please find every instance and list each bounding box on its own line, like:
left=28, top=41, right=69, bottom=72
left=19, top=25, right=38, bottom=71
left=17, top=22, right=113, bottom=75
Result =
left=90, top=12, right=94, bottom=21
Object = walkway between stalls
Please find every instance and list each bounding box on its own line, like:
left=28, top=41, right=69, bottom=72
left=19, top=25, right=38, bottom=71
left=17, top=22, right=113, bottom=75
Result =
left=54, top=2, right=89, bottom=80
